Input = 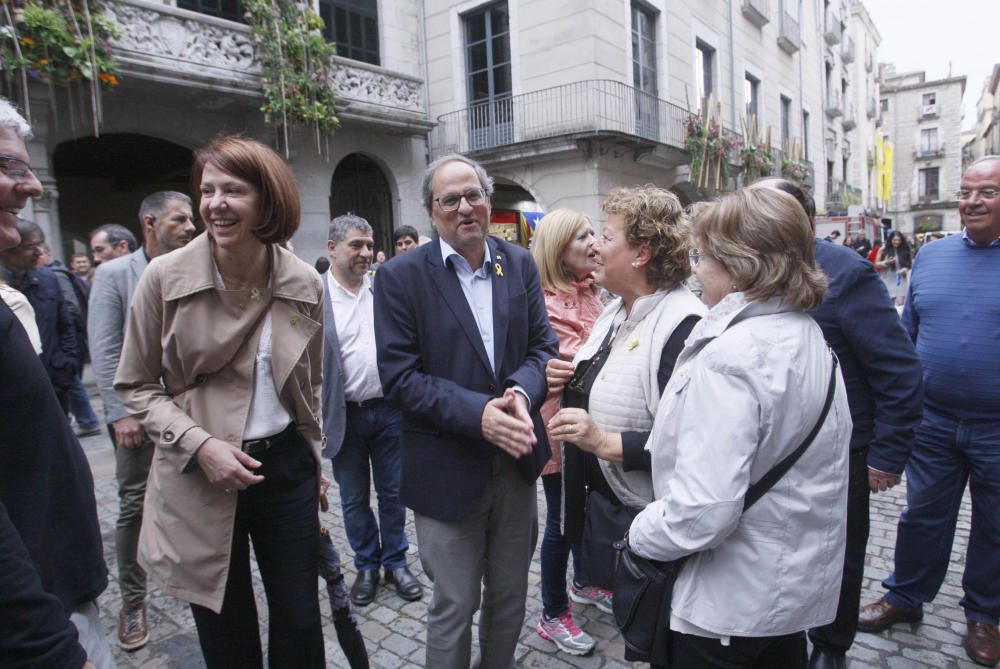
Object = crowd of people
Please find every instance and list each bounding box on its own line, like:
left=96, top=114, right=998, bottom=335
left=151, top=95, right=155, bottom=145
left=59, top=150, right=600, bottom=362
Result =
left=3, top=90, right=1000, bottom=669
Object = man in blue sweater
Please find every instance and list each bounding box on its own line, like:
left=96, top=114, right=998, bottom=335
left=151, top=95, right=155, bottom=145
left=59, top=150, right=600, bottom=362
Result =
left=758, top=179, right=924, bottom=669
left=859, top=156, right=1000, bottom=667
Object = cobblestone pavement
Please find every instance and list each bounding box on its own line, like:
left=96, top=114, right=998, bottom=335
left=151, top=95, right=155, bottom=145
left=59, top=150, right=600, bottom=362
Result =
left=76, top=390, right=979, bottom=668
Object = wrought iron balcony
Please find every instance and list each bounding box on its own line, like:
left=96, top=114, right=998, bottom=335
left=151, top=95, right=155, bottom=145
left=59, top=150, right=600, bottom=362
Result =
left=915, top=144, right=944, bottom=159
left=843, top=102, right=857, bottom=130
left=777, top=6, right=800, bottom=53
left=741, top=0, right=770, bottom=27
left=825, top=90, right=843, bottom=118
left=841, top=35, right=855, bottom=63
left=104, top=0, right=428, bottom=128
left=430, top=79, right=692, bottom=158
left=823, top=8, right=843, bottom=45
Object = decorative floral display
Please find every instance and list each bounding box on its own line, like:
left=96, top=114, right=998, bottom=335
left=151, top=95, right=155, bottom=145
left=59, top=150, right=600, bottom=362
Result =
left=243, top=0, right=339, bottom=155
left=740, top=142, right=775, bottom=182
left=684, top=105, right=737, bottom=192
left=1, top=0, right=121, bottom=91
left=781, top=158, right=811, bottom=183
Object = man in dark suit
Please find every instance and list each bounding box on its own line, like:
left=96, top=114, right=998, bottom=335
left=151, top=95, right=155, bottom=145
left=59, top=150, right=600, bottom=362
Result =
left=374, top=154, right=558, bottom=668
left=756, top=179, right=923, bottom=669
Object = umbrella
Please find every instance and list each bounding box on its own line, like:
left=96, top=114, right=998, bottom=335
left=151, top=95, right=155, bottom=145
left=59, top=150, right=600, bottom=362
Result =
left=319, top=494, right=369, bottom=669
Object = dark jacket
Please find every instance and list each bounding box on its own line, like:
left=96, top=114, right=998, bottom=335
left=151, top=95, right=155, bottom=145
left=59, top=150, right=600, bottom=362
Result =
left=0, top=301, right=108, bottom=668
left=810, top=239, right=923, bottom=474
left=1, top=265, right=78, bottom=392
left=374, top=236, right=558, bottom=521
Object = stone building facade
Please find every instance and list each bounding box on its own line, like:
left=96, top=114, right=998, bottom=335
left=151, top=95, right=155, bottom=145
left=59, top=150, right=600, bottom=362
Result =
left=16, top=0, right=432, bottom=264
left=879, top=67, right=966, bottom=234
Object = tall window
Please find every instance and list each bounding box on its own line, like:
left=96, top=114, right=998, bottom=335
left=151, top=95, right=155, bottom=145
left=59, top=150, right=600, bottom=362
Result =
left=177, top=0, right=243, bottom=22
left=920, top=128, right=939, bottom=153
left=320, top=0, right=379, bottom=65
left=695, top=40, right=715, bottom=108
left=780, top=95, right=792, bottom=142
left=921, top=92, right=937, bottom=107
left=802, top=110, right=810, bottom=159
left=744, top=73, right=760, bottom=120
left=919, top=167, right=940, bottom=200
left=632, top=4, right=657, bottom=95
left=465, top=3, right=512, bottom=147
left=880, top=98, right=889, bottom=112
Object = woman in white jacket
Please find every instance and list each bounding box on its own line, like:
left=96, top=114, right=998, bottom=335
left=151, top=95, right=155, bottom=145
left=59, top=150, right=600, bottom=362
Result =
left=628, top=186, right=852, bottom=668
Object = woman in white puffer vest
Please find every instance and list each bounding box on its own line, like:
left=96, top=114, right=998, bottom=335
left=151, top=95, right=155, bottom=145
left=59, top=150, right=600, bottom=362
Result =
left=546, top=186, right=706, bottom=637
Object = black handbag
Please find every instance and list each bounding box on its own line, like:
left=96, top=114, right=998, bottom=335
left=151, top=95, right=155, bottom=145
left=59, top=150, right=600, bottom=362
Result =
left=611, top=353, right=839, bottom=665
left=581, top=489, right=639, bottom=590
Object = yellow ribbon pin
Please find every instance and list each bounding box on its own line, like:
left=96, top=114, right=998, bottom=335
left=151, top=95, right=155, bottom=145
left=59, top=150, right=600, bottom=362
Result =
left=495, top=263, right=504, bottom=277
left=627, top=338, right=639, bottom=350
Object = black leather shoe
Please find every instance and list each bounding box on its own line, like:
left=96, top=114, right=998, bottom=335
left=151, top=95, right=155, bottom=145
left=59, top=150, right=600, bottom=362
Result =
left=808, top=647, right=846, bottom=669
left=385, top=566, right=423, bottom=601
left=350, top=570, right=379, bottom=607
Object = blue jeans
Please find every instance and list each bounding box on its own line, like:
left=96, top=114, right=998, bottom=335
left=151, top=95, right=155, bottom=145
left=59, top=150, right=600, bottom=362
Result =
left=540, top=472, right=583, bottom=619
left=68, top=374, right=99, bottom=429
left=884, top=407, right=1000, bottom=624
left=331, top=402, right=407, bottom=572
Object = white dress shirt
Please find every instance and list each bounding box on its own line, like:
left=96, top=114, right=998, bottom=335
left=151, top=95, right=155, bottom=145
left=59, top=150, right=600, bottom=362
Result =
left=439, top=238, right=495, bottom=372
left=327, top=270, right=383, bottom=402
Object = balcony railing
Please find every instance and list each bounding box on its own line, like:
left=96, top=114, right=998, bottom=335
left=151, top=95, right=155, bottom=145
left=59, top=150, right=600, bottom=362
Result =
left=825, top=90, right=843, bottom=118
left=915, top=144, right=944, bottom=159
left=431, top=80, right=692, bottom=157
left=841, top=35, right=855, bottom=63
left=827, top=179, right=862, bottom=210
left=104, top=0, right=427, bottom=120
left=843, top=102, right=857, bottom=130
left=777, top=7, right=800, bottom=53
left=823, top=8, right=843, bottom=45
left=741, top=0, right=770, bottom=27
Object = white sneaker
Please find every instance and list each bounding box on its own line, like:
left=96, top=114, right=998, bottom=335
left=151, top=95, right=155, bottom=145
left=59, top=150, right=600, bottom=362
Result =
left=570, top=583, right=613, bottom=614
left=536, top=612, right=596, bottom=655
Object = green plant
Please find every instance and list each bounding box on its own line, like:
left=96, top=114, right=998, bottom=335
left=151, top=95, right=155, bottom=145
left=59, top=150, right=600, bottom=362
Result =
left=243, top=0, right=339, bottom=154
left=1, top=0, right=121, bottom=125
left=780, top=159, right=810, bottom=182
left=740, top=142, right=774, bottom=182
left=685, top=112, right=736, bottom=191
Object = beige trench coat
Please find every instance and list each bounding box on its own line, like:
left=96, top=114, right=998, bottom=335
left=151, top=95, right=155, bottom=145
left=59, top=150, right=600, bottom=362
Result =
left=115, top=232, right=324, bottom=612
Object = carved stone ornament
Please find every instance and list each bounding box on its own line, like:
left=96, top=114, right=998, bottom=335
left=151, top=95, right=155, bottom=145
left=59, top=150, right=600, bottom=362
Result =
left=330, top=61, right=423, bottom=112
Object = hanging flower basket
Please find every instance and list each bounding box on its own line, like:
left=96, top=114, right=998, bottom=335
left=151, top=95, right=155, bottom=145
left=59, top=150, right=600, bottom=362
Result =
left=781, top=158, right=810, bottom=183
left=684, top=112, right=737, bottom=191
left=740, top=142, right=774, bottom=182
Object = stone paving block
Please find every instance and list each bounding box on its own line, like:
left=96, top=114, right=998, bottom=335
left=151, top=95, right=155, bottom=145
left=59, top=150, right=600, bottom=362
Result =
left=381, top=631, right=420, bottom=657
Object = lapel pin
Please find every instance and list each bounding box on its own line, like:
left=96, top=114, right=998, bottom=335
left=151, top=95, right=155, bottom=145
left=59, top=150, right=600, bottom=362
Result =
left=495, top=262, right=504, bottom=277
left=290, top=314, right=300, bottom=325
left=627, top=338, right=639, bottom=350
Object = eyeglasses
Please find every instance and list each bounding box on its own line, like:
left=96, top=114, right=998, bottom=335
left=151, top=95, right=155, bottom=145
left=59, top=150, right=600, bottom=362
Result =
left=956, top=188, right=1000, bottom=200
left=0, top=155, right=36, bottom=183
left=18, top=240, right=44, bottom=251
left=688, top=249, right=701, bottom=266
left=433, top=187, right=487, bottom=212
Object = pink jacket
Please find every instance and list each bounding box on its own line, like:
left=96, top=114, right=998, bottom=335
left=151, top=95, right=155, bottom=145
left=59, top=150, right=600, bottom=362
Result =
left=540, top=278, right=604, bottom=476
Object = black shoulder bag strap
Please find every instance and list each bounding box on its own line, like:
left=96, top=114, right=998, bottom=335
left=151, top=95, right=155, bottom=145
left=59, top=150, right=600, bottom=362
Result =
left=742, top=351, right=839, bottom=511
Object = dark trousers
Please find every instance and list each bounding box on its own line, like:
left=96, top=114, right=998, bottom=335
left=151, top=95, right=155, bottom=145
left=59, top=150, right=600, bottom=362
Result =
left=670, top=630, right=807, bottom=668
left=809, top=448, right=870, bottom=653
left=884, top=408, right=1000, bottom=624
left=191, top=433, right=324, bottom=669
left=68, top=373, right=99, bottom=429
left=540, top=472, right=583, bottom=619
left=107, top=425, right=154, bottom=606
left=331, top=402, right=407, bottom=572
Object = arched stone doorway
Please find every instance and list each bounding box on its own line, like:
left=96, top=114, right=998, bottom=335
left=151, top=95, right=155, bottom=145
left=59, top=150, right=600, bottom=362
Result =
left=329, top=154, right=394, bottom=256
left=53, top=134, right=193, bottom=256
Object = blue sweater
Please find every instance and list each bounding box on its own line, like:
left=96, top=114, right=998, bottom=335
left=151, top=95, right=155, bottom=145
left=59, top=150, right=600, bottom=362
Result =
left=811, top=240, right=923, bottom=474
left=902, top=234, right=1000, bottom=420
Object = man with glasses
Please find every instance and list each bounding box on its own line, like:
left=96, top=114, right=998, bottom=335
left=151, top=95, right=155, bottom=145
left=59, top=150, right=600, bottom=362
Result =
left=859, top=156, right=1000, bottom=667
left=374, top=154, right=557, bottom=669
left=0, top=218, right=79, bottom=410
left=0, top=95, right=113, bottom=669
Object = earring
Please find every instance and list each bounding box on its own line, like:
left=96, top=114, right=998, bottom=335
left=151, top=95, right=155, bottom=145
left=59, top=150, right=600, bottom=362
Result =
left=631, top=260, right=640, bottom=269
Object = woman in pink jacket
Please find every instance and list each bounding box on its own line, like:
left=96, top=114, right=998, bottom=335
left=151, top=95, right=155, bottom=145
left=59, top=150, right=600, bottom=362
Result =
left=530, top=209, right=604, bottom=655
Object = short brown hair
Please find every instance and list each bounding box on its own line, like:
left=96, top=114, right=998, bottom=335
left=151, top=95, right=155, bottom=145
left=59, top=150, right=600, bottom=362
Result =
left=601, top=185, right=691, bottom=289
left=692, top=186, right=827, bottom=311
left=191, top=136, right=300, bottom=244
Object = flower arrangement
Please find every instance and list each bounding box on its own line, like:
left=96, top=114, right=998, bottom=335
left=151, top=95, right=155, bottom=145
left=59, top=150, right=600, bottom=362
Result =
left=781, top=158, right=811, bottom=182
left=1, top=0, right=121, bottom=129
left=684, top=104, right=736, bottom=191
left=740, top=142, right=775, bottom=182
left=243, top=0, right=339, bottom=156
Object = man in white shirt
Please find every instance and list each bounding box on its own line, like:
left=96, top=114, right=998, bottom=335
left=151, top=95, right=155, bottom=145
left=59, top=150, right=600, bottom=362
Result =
left=323, top=214, right=423, bottom=607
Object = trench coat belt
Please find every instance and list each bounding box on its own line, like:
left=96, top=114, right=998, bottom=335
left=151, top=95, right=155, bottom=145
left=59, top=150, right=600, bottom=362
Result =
left=241, top=422, right=296, bottom=455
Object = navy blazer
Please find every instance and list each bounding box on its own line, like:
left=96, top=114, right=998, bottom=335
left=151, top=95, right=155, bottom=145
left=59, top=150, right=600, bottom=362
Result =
left=810, top=239, right=923, bottom=474
left=374, top=236, right=558, bottom=521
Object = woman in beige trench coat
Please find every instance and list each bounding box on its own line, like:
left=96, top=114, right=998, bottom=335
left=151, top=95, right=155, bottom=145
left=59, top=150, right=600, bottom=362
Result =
left=115, top=137, right=326, bottom=668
